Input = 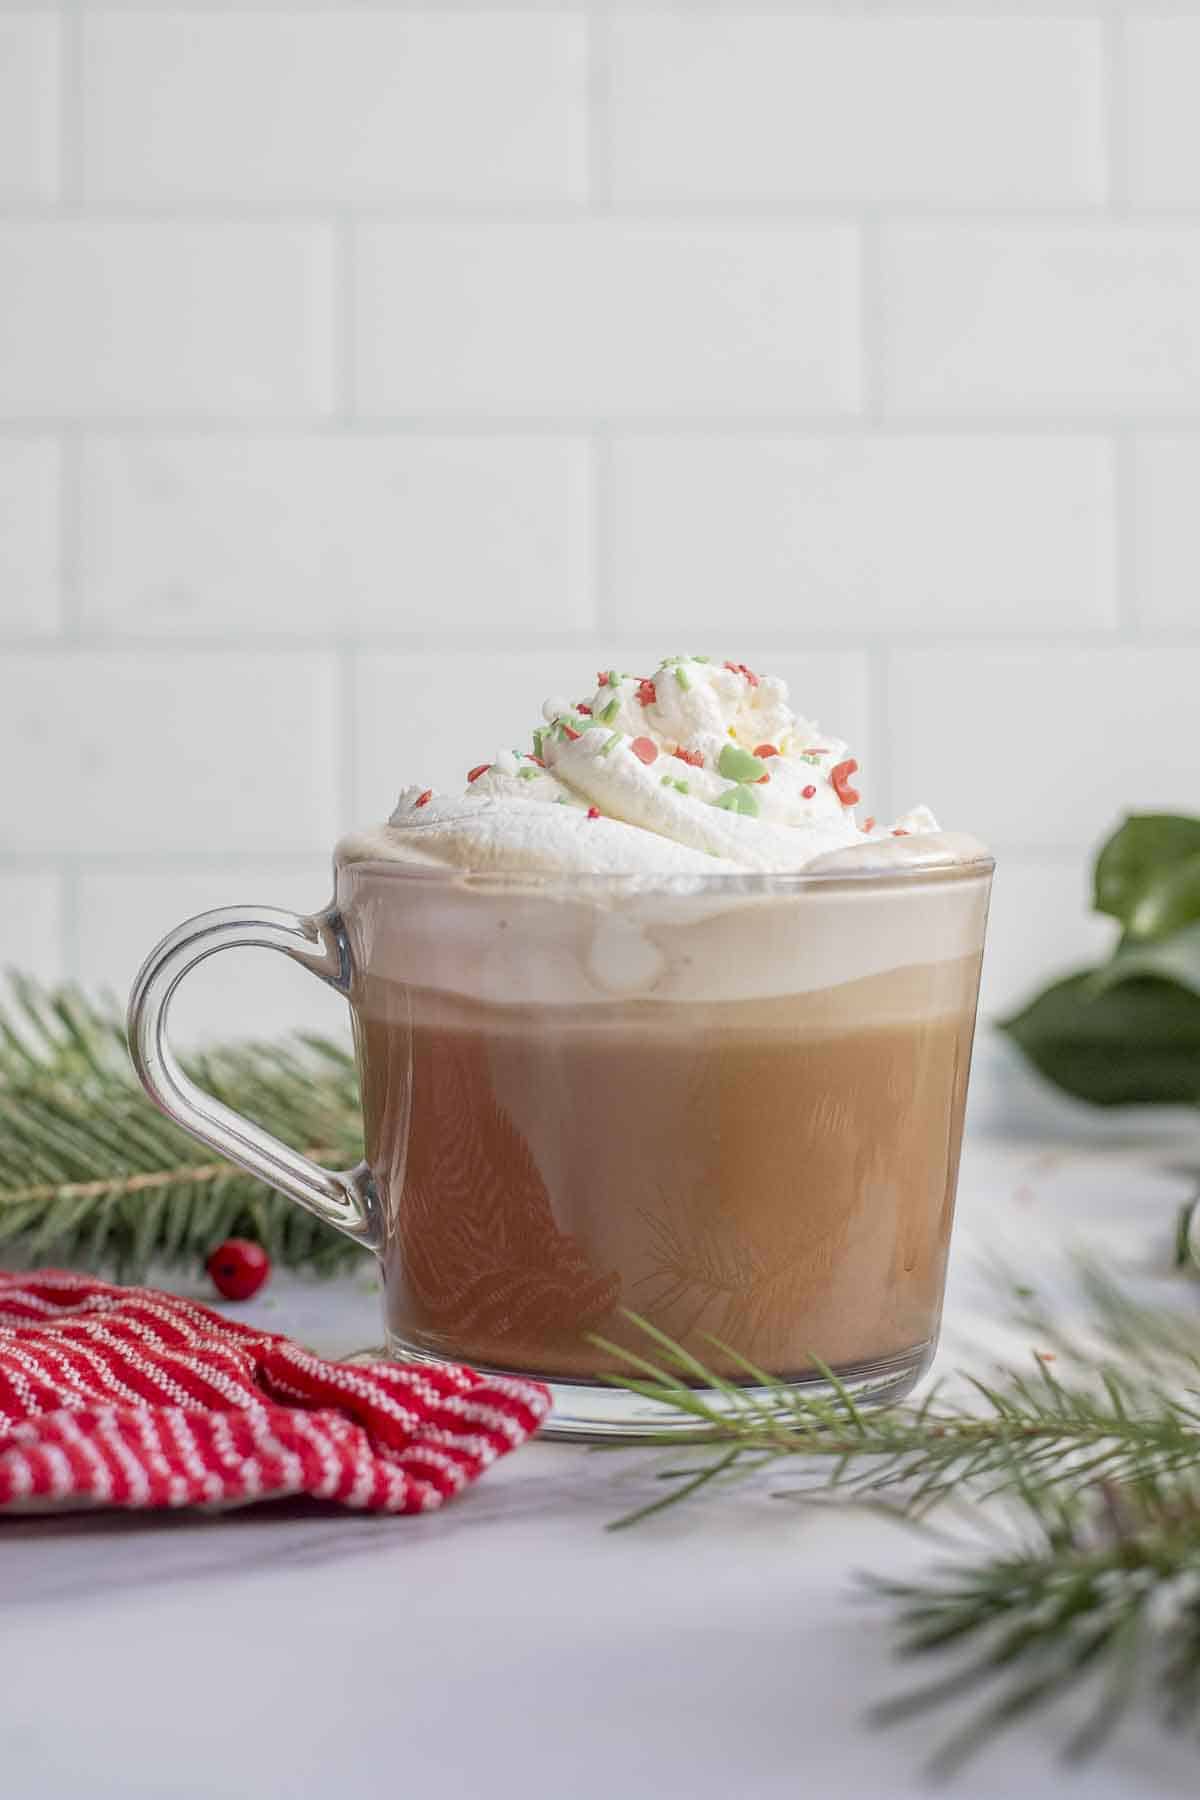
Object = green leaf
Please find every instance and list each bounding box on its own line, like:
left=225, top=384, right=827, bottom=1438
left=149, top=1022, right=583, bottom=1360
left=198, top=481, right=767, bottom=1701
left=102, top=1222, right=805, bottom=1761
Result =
left=1125, top=852, right=1200, bottom=942
left=999, top=970, right=1200, bottom=1107
left=1093, top=814, right=1200, bottom=929
left=1091, top=921, right=1200, bottom=999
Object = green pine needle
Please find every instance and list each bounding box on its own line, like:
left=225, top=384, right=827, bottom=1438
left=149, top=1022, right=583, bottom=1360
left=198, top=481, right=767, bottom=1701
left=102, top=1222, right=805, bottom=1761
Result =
left=600, top=1281, right=1200, bottom=1765
left=0, top=976, right=366, bottom=1278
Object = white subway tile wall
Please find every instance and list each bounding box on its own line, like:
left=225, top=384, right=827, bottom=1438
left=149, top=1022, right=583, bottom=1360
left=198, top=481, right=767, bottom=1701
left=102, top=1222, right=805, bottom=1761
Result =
left=0, top=5, right=1198, bottom=1064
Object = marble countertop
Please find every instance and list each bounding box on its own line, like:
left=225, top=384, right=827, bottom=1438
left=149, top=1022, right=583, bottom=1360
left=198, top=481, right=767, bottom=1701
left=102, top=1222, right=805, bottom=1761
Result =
left=4, top=1135, right=1200, bottom=1800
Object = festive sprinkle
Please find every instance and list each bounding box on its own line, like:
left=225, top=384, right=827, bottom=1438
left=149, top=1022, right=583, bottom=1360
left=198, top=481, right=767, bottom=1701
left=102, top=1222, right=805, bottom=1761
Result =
left=753, top=744, right=779, bottom=759
left=561, top=723, right=581, bottom=741
left=716, top=785, right=760, bottom=818
left=607, top=670, right=620, bottom=690
left=661, top=774, right=689, bottom=795
left=527, top=754, right=546, bottom=768
left=600, top=732, right=623, bottom=757
left=804, top=748, right=829, bottom=755
left=467, top=763, right=491, bottom=784
left=596, top=671, right=609, bottom=687
left=532, top=727, right=546, bottom=757
left=718, top=743, right=767, bottom=784
left=757, top=772, right=770, bottom=784
left=863, top=816, right=876, bottom=832
left=576, top=704, right=592, bottom=717
left=723, top=661, right=760, bottom=687
left=599, top=695, right=620, bottom=723
left=631, top=736, right=659, bottom=765
left=892, top=828, right=910, bottom=837
left=830, top=759, right=861, bottom=807
left=586, top=806, right=600, bottom=821
left=636, top=678, right=657, bottom=707
left=518, top=767, right=539, bottom=781
left=673, top=747, right=703, bottom=767
left=414, top=790, right=433, bottom=809
left=800, top=753, right=822, bottom=767
left=674, top=665, right=691, bottom=691
left=692, top=655, right=711, bottom=663
left=802, top=784, right=817, bottom=799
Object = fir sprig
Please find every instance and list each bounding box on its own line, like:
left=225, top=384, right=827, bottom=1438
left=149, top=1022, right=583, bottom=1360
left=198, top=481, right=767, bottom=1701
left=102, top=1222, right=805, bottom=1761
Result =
left=600, top=1287, right=1200, bottom=1763
left=0, top=977, right=365, bottom=1276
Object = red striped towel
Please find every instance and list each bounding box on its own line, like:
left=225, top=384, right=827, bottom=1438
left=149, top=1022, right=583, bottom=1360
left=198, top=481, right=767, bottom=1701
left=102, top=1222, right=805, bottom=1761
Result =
left=0, top=1271, right=550, bottom=1514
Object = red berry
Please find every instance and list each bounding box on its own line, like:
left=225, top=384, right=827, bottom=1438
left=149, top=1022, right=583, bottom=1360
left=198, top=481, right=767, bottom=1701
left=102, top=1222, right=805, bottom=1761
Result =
left=206, top=1238, right=271, bottom=1302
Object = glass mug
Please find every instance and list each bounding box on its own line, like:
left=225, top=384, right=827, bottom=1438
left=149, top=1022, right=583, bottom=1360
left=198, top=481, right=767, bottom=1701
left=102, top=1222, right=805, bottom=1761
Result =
left=128, top=856, right=993, bottom=1439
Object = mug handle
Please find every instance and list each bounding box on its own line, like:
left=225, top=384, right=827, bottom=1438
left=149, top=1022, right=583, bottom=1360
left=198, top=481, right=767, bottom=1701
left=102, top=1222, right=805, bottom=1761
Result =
left=127, top=905, right=380, bottom=1251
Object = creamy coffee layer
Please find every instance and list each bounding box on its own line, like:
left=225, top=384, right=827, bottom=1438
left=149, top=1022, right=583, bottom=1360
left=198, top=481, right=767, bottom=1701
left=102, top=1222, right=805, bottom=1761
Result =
left=338, top=860, right=992, bottom=1010
left=363, top=955, right=982, bottom=1381
left=338, top=653, right=989, bottom=881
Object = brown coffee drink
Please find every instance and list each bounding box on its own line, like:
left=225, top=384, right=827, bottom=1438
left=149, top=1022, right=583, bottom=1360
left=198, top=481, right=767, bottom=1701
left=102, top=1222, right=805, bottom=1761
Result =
left=359, top=950, right=982, bottom=1384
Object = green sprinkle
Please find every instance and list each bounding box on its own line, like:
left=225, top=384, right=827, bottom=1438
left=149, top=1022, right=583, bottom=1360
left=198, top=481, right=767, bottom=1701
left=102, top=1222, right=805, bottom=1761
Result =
left=715, top=785, right=760, bottom=818
left=518, top=766, right=539, bottom=781
left=600, top=731, right=623, bottom=757
left=718, top=743, right=767, bottom=784
left=800, top=752, right=822, bottom=766
left=659, top=774, right=689, bottom=794
left=599, top=695, right=620, bottom=724
left=606, top=670, right=619, bottom=691
left=692, top=654, right=711, bottom=663
left=675, top=665, right=691, bottom=691
left=532, top=727, right=546, bottom=758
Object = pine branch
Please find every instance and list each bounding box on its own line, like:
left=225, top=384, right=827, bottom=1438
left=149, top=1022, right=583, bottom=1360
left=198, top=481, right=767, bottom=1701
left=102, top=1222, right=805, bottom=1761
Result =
left=600, top=1286, right=1200, bottom=1763
left=0, top=978, right=367, bottom=1277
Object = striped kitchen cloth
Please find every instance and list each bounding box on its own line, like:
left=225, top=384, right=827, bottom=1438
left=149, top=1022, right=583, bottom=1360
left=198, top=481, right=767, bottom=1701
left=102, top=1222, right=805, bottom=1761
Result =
left=0, top=1270, right=549, bottom=1514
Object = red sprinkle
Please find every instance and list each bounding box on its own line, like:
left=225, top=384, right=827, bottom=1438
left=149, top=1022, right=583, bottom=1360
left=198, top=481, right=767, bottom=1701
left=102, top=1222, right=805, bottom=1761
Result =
left=892, top=828, right=910, bottom=837
left=528, top=755, right=546, bottom=768
left=802, top=784, right=817, bottom=799
left=863, top=816, right=876, bottom=833
left=673, top=747, right=703, bottom=768
left=830, top=759, right=860, bottom=807
left=576, top=704, right=592, bottom=716
left=804, top=748, right=829, bottom=755
left=753, top=744, right=779, bottom=759
left=630, top=736, right=658, bottom=765
left=724, top=661, right=760, bottom=687
left=466, top=763, right=491, bottom=784
left=596, top=671, right=610, bottom=687
left=636, top=678, right=657, bottom=707
left=757, top=772, right=770, bottom=784
left=414, top=789, right=433, bottom=809
left=561, top=724, right=581, bottom=741
left=586, top=806, right=600, bottom=821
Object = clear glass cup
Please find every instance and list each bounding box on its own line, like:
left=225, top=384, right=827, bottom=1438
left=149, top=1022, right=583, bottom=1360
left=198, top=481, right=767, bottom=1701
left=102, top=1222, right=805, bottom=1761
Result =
left=128, top=855, right=992, bottom=1440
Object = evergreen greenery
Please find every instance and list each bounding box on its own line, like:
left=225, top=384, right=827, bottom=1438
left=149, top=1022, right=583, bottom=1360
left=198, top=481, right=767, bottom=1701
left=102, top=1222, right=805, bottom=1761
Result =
left=0, top=977, right=364, bottom=1276
left=600, top=1275, right=1200, bottom=1766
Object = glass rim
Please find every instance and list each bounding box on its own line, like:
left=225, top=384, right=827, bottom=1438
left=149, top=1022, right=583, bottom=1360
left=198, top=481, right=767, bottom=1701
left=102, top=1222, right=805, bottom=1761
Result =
left=335, top=851, right=995, bottom=896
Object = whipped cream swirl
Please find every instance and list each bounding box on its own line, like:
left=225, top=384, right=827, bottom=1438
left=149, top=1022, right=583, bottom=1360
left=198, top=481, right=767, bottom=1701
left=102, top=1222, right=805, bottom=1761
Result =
left=344, top=656, right=971, bottom=877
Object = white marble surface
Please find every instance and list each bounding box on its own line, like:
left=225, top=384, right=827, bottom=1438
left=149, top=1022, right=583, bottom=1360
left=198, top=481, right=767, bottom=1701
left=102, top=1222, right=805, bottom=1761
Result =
left=3, top=1134, right=1200, bottom=1800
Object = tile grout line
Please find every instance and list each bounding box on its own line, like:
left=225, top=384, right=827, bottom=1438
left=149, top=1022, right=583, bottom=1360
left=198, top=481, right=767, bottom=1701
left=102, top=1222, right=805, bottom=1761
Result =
left=56, top=1, right=84, bottom=216
left=57, top=429, right=83, bottom=639
left=857, top=214, right=885, bottom=425
left=333, top=215, right=355, bottom=424
left=1101, top=11, right=1128, bottom=218
left=1112, top=430, right=1139, bottom=639
left=584, top=1, right=612, bottom=219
